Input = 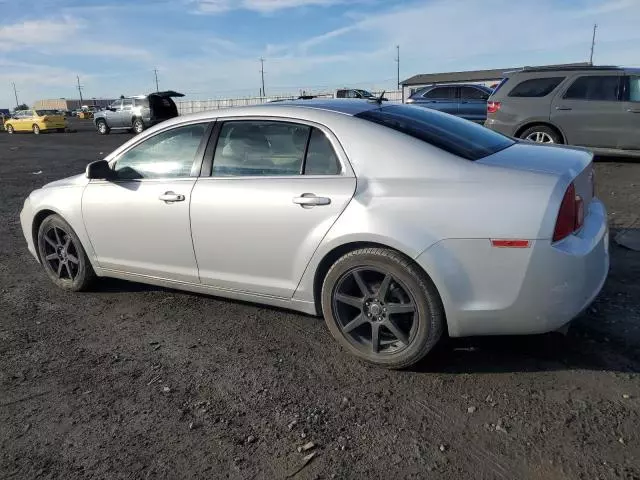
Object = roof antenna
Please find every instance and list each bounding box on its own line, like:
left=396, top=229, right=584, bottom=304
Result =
left=369, top=90, right=385, bottom=105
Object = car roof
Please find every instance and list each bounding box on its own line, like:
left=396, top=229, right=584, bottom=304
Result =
left=503, top=65, right=640, bottom=75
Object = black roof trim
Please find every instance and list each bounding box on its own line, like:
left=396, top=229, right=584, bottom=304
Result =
left=507, top=65, right=622, bottom=74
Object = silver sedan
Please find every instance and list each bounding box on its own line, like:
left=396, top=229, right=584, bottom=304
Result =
left=19, top=100, right=609, bottom=368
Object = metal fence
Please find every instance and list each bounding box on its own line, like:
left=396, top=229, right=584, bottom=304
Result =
left=176, top=90, right=403, bottom=115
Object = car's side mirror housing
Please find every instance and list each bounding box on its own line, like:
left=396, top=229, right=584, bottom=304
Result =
left=86, top=160, right=116, bottom=180
left=108, top=107, right=116, bottom=112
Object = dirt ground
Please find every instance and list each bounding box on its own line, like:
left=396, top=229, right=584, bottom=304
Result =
left=1, top=119, right=639, bottom=480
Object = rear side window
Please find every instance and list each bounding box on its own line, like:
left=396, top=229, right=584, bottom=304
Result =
left=356, top=105, right=514, bottom=161
left=564, top=76, right=621, bottom=101
left=508, top=77, right=565, bottom=97
left=305, top=129, right=340, bottom=175
left=422, top=86, right=456, bottom=99
left=459, top=86, right=489, bottom=100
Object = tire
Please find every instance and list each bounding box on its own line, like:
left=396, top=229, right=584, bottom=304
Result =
left=96, top=120, right=110, bottom=135
left=519, top=125, right=562, bottom=144
left=132, top=118, right=145, bottom=134
left=37, top=214, right=96, bottom=291
left=321, top=248, right=444, bottom=369
left=6, top=124, right=14, bottom=134
left=32, top=124, right=40, bottom=135
left=57, top=128, right=65, bottom=133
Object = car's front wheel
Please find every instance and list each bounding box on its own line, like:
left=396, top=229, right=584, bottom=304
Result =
left=132, top=118, right=144, bottom=134
left=96, top=120, right=110, bottom=135
left=321, top=248, right=444, bottom=369
left=6, top=124, right=14, bottom=134
left=519, top=125, right=562, bottom=144
left=37, top=214, right=96, bottom=291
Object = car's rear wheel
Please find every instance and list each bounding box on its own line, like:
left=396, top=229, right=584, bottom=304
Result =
left=96, top=120, right=110, bottom=135
left=321, top=248, right=444, bottom=369
left=37, top=214, right=96, bottom=291
left=132, top=118, right=144, bottom=134
left=519, top=125, right=562, bottom=144
left=32, top=124, right=40, bottom=135
left=6, top=124, right=14, bottom=134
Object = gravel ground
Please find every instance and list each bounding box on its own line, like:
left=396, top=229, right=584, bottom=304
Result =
left=1, top=119, right=639, bottom=480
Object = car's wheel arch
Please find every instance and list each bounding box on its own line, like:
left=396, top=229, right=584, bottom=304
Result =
left=31, top=208, right=96, bottom=269
left=311, top=240, right=447, bottom=332
left=515, top=121, right=566, bottom=144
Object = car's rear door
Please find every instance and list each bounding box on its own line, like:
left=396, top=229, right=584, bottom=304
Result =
left=550, top=73, right=624, bottom=148
left=413, top=86, right=458, bottom=115
left=618, top=75, right=640, bottom=150
left=190, top=118, right=356, bottom=298
left=82, top=122, right=212, bottom=282
left=457, top=86, right=489, bottom=123
left=119, top=99, right=134, bottom=128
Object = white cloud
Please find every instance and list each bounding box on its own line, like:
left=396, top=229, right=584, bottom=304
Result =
left=189, top=0, right=348, bottom=13
left=579, top=0, right=638, bottom=16
left=0, top=16, right=79, bottom=51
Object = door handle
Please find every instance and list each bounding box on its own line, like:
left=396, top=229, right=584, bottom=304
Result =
left=555, top=106, right=572, bottom=111
left=627, top=108, right=640, bottom=113
left=159, top=191, right=185, bottom=203
left=293, top=193, right=331, bottom=207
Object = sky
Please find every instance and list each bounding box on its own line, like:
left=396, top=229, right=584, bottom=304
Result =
left=1, top=0, right=640, bottom=107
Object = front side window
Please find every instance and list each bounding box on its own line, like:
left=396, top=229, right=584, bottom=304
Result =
left=628, top=76, right=640, bottom=102
left=355, top=104, right=514, bottom=161
left=508, top=77, right=565, bottom=97
left=114, top=123, right=207, bottom=179
left=564, top=75, right=621, bottom=101
left=422, top=87, right=456, bottom=99
left=110, top=100, right=123, bottom=110
left=122, top=99, right=133, bottom=110
left=459, top=86, right=489, bottom=100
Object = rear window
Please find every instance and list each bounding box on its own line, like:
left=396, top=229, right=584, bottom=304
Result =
left=508, top=77, right=565, bottom=97
left=355, top=105, right=514, bottom=161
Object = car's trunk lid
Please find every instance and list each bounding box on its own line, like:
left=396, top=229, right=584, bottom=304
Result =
left=478, top=141, right=595, bottom=206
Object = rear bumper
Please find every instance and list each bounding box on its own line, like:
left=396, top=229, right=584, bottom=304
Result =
left=484, top=118, right=515, bottom=137
left=415, top=199, right=609, bottom=337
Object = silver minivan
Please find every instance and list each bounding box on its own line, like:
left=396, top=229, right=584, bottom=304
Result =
left=485, top=66, right=640, bottom=155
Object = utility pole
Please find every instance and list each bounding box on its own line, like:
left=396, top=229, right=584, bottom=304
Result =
left=395, top=45, right=400, bottom=89
left=154, top=68, right=159, bottom=92
left=12, top=82, right=19, bottom=108
left=589, top=24, right=597, bottom=65
left=76, top=76, right=84, bottom=104
left=260, top=57, right=266, bottom=98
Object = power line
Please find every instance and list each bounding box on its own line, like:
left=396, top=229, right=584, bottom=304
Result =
left=12, top=82, right=19, bottom=108
left=589, top=23, right=597, bottom=65
left=260, top=57, right=266, bottom=97
left=76, top=75, right=84, bottom=103
left=154, top=68, right=159, bottom=92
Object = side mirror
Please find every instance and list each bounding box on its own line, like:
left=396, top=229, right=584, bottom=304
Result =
left=108, top=107, right=117, bottom=112
left=86, top=160, right=115, bottom=180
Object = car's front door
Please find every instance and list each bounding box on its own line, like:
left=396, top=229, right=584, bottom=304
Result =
left=457, top=86, right=489, bottom=123
left=82, top=122, right=212, bottom=282
left=416, top=86, right=458, bottom=116
left=190, top=119, right=357, bottom=298
left=619, top=75, right=640, bottom=150
left=550, top=74, right=624, bottom=148
left=11, top=111, right=26, bottom=131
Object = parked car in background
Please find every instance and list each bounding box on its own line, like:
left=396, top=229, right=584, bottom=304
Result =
left=4, top=109, right=67, bottom=134
left=406, top=83, right=492, bottom=123
left=336, top=88, right=387, bottom=101
left=93, top=91, right=184, bottom=135
left=20, top=100, right=608, bottom=369
left=485, top=65, right=640, bottom=155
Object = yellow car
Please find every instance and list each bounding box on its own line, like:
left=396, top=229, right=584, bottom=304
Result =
left=4, top=109, right=67, bottom=134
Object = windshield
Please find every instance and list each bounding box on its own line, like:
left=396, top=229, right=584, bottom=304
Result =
left=356, top=89, right=374, bottom=98
left=355, top=104, right=514, bottom=161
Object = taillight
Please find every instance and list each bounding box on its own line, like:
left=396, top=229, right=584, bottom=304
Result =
left=553, top=183, right=584, bottom=242
left=487, top=101, right=501, bottom=114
